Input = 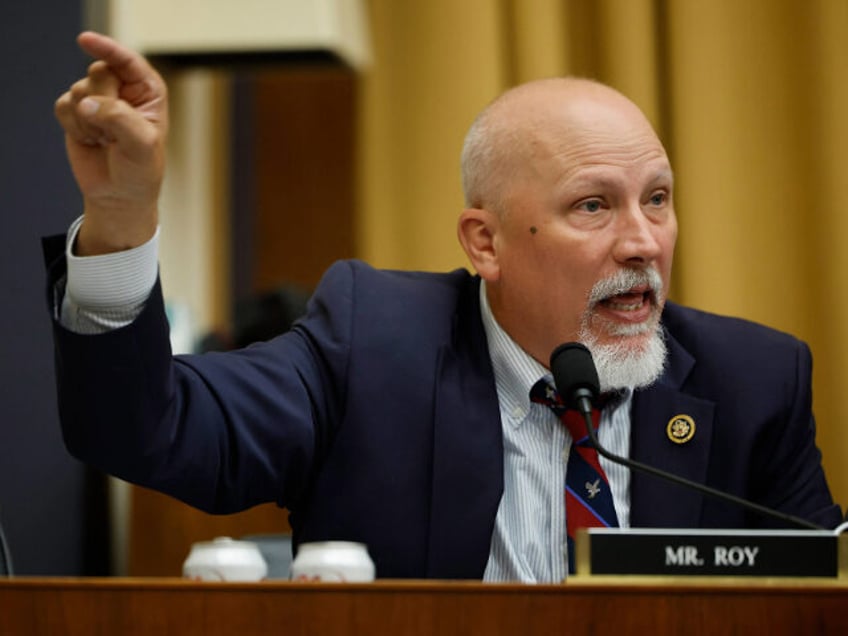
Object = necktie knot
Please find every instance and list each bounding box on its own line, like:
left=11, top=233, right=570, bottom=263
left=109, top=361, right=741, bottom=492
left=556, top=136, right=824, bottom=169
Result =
left=529, top=379, right=594, bottom=445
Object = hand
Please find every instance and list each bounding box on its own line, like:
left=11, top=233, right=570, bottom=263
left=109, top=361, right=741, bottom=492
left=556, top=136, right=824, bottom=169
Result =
left=55, top=31, right=168, bottom=255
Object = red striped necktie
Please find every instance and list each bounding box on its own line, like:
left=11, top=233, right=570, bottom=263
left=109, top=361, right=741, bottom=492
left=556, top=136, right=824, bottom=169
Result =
left=530, top=379, right=620, bottom=574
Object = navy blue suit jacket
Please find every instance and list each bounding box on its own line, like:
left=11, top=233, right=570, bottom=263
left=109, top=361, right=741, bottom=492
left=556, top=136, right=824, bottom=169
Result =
left=46, top=251, right=842, bottom=578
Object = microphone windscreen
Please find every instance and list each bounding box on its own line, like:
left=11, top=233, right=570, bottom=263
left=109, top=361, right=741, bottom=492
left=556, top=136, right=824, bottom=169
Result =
left=550, top=342, right=600, bottom=409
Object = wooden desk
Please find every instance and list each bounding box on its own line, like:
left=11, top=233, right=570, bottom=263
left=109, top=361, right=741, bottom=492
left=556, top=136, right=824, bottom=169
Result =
left=1, top=577, right=846, bottom=635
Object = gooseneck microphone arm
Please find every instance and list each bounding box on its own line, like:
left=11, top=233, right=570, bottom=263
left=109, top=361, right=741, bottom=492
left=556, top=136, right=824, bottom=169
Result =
left=551, top=342, right=823, bottom=531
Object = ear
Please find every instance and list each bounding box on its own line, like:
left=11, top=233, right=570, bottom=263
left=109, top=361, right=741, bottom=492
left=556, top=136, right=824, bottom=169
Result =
left=457, top=207, right=500, bottom=281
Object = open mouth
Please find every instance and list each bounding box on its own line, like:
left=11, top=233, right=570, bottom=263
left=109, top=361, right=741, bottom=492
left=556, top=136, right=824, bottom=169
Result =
left=589, top=282, right=661, bottom=332
left=584, top=269, right=664, bottom=333
left=599, top=285, right=654, bottom=312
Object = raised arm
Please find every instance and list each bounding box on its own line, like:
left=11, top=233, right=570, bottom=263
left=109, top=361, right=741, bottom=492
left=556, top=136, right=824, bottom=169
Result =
left=54, top=31, right=168, bottom=256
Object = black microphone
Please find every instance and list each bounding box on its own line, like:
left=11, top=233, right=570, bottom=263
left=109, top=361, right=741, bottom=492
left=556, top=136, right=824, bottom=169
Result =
left=550, top=341, right=823, bottom=531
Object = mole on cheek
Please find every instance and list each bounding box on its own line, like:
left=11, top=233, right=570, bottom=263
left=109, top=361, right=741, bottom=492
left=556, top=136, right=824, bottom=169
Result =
left=530, top=226, right=538, bottom=235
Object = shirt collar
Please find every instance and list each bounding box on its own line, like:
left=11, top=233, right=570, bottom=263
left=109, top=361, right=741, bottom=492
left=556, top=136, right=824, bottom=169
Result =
left=478, top=281, right=635, bottom=422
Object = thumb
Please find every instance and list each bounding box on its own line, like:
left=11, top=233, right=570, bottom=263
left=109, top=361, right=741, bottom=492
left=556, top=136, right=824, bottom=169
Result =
left=78, top=96, right=102, bottom=119
left=77, top=95, right=162, bottom=158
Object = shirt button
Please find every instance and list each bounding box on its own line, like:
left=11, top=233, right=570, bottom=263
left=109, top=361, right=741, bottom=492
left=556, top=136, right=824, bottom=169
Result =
left=511, top=406, right=525, bottom=419
left=561, top=449, right=569, bottom=461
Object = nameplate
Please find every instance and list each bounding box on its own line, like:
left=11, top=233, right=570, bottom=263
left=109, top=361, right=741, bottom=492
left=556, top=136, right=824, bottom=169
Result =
left=574, top=528, right=846, bottom=578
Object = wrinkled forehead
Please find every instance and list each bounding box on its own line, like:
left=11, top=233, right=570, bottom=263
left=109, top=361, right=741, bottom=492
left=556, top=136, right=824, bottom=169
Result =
left=546, top=122, right=671, bottom=181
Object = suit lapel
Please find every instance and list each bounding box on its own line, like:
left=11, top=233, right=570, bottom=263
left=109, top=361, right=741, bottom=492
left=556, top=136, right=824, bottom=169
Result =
left=426, top=276, right=503, bottom=579
left=422, top=284, right=718, bottom=570
left=630, top=331, right=716, bottom=527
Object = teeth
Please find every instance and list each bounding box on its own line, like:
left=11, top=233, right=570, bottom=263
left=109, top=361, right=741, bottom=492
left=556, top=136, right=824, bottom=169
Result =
left=607, top=300, right=643, bottom=311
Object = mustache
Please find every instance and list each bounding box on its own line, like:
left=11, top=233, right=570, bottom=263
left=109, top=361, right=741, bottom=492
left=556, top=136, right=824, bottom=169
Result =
left=587, top=268, right=664, bottom=304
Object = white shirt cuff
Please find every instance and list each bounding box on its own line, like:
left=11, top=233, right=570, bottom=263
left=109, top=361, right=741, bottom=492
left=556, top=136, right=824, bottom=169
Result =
left=65, top=215, right=160, bottom=309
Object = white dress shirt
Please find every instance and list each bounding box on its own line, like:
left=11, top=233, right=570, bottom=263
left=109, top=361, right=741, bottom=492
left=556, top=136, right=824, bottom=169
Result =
left=478, top=283, right=632, bottom=582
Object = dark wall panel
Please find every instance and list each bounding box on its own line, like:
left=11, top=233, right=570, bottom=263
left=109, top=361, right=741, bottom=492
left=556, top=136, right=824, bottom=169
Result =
left=0, top=4, right=103, bottom=574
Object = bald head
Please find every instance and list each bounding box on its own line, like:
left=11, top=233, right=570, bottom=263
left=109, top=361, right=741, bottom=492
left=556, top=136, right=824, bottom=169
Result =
left=461, top=78, right=667, bottom=215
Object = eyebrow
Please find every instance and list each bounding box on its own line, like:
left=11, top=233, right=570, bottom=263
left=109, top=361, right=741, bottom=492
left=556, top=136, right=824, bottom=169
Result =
left=646, top=169, right=674, bottom=188
left=564, top=166, right=674, bottom=192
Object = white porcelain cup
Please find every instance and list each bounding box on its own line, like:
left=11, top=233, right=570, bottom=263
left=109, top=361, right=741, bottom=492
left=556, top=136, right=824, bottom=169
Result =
left=290, top=541, right=375, bottom=582
left=182, top=536, right=268, bottom=581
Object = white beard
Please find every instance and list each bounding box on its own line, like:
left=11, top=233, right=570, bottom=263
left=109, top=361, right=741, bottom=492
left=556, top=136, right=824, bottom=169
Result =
left=579, top=326, right=667, bottom=393
left=577, top=268, right=668, bottom=393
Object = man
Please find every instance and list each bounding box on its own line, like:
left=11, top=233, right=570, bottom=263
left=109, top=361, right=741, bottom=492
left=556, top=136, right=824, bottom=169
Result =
left=48, top=32, right=841, bottom=582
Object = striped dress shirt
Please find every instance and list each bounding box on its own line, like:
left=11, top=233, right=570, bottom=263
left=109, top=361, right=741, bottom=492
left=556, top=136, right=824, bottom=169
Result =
left=478, top=283, right=632, bottom=582
left=59, top=216, right=160, bottom=333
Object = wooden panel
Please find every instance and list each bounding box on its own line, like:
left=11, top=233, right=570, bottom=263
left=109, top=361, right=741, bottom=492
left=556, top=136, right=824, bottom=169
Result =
left=1, top=578, right=847, bottom=635
left=252, top=66, right=356, bottom=292
left=129, top=488, right=289, bottom=577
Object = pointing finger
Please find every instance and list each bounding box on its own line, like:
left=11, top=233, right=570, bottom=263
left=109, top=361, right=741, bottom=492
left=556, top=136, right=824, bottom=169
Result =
left=76, top=31, right=167, bottom=116
left=76, top=31, right=155, bottom=87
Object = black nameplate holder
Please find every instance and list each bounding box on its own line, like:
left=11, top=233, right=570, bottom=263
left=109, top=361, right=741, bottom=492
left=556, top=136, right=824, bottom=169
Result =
left=574, top=528, right=848, bottom=578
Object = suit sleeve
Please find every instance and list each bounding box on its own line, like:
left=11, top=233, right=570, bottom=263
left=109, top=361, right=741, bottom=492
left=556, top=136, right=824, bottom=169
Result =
left=47, top=237, right=357, bottom=514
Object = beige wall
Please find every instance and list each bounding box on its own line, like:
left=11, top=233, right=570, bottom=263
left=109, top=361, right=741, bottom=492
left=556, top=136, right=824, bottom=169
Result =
left=158, top=69, right=232, bottom=344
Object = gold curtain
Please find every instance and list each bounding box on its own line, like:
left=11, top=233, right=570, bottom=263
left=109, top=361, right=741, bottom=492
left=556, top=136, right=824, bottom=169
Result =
left=357, top=0, right=848, bottom=507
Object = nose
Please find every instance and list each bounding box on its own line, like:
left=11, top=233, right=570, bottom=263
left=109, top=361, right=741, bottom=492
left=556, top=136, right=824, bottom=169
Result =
left=612, top=204, right=665, bottom=265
